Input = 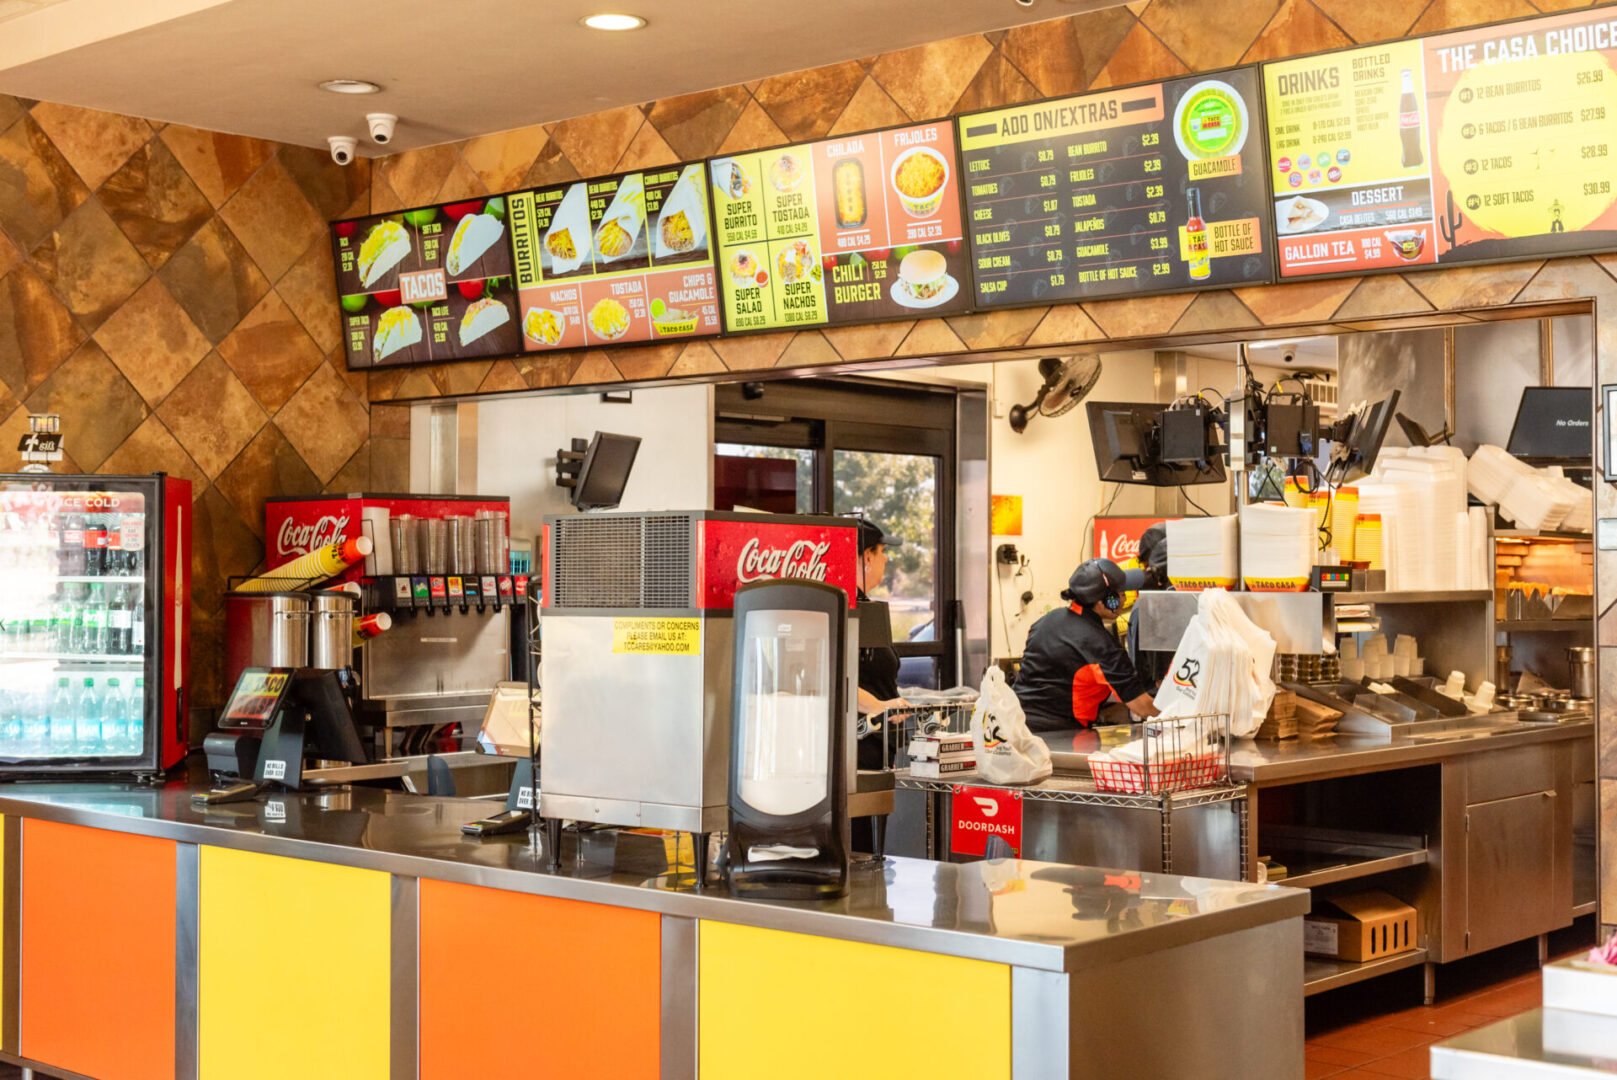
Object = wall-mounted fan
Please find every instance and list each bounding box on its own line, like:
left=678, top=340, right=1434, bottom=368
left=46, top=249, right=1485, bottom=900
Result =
left=1008, top=355, right=1103, bottom=433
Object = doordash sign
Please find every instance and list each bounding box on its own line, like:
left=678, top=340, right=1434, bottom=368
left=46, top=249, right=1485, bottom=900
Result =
left=950, top=785, right=1024, bottom=856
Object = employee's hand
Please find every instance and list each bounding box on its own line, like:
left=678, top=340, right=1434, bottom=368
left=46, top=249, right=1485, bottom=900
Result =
left=1125, top=692, right=1160, bottom=720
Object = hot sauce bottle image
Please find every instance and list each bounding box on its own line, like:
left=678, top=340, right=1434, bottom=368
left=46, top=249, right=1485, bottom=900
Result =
left=1399, top=68, right=1424, bottom=168
left=1186, top=186, right=1211, bottom=280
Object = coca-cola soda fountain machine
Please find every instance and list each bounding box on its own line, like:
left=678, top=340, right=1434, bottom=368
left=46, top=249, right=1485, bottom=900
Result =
left=538, top=511, right=865, bottom=864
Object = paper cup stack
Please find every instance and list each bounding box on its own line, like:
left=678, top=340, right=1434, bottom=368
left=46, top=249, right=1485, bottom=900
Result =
left=1165, top=515, right=1239, bottom=591
left=1240, top=503, right=1316, bottom=591
left=1355, top=514, right=1384, bottom=570
left=1331, top=487, right=1358, bottom=562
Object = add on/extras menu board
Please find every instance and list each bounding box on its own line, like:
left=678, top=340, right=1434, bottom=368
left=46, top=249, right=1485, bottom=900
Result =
left=332, top=198, right=521, bottom=368
left=709, top=121, right=970, bottom=333
left=1267, top=9, right=1617, bottom=276
left=957, top=68, right=1273, bottom=307
left=508, top=164, right=721, bottom=350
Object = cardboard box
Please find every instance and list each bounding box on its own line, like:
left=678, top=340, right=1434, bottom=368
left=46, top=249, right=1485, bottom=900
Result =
left=1303, top=891, right=1417, bottom=962
left=911, top=758, right=976, bottom=779
left=909, top=733, right=974, bottom=759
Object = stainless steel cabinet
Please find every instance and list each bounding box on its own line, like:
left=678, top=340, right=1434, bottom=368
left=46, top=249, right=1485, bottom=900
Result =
left=1464, top=791, right=1557, bottom=955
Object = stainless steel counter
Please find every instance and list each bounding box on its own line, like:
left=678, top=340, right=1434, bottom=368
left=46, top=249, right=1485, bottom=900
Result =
left=0, top=782, right=1306, bottom=976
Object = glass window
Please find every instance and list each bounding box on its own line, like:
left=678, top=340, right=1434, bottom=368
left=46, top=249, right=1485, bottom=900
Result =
left=832, top=450, right=937, bottom=644
left=714, top=443, right=814, bottom=514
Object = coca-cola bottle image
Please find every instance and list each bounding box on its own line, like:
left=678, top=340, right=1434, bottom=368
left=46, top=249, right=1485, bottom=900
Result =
left=105, top=515, right=125, bottom=576
left=1399, top=68, right=1424, bottom=169
left=82, top=509, right=106, bottom=577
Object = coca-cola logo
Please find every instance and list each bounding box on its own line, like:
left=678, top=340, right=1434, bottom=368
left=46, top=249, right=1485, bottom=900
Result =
left=736, top=537, right=831, bottom=585
left=276, top=513, right=350, bottom=558
left=1106, top=535, right=1141, bottom=562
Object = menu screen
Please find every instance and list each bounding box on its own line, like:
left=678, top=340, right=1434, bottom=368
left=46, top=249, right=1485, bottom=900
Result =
left=957, top=68, right=1273, bottom=307
left=508, top=163, right=721, bottom=350
left=1266, top=9, right=1617, bottom=276
left=332, top=198, right=521, bottom=368
left=710, top=120, right=970, bottom=333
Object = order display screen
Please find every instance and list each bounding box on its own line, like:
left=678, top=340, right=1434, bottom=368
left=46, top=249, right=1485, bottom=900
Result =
left=957, top=67, right=1274, bottom=307
left=1265, top=8, right=1617, bottom=276
left=507, top=163, right=721, bottom=351
left=710, top=120, right=971, bottom=333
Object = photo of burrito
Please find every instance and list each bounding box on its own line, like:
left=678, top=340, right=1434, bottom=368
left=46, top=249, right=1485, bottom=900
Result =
left=544, top=183, right=590, bottom=275
left=1277, top=195, right=1329, bottom=235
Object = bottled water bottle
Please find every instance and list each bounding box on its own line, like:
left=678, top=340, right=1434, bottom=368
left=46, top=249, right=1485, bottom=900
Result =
left=75, top=677, right=100, bottom=755
left=128, top=676, right=145, bottom=754
left=68, top=590, right=87, bottom=654
left=102, top=677, right=125, bottom=752
left=84, top=584, right=108, bottom=654
left=53, top=584, right=74, bottom=654
left=22, top=686, right=48, bottom=755
left=0, top=690, right=18, bottom=755
left=47, top=676, right=74, bottom=755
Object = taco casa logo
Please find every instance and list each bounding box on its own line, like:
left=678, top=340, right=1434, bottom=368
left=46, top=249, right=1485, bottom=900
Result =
left=1173, top=658, right=1201, bottom=689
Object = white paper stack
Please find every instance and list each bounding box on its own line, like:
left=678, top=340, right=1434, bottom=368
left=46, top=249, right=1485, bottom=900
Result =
left=909, top=731, right=975, bottom=779
left=1240, top=503, right=1315, bottom=591
left=1166, top=515, right=1239, bottom=591
left=1370, top=447, right=1468, bottom=590
left=1469, top=444, right=1591, bottom=533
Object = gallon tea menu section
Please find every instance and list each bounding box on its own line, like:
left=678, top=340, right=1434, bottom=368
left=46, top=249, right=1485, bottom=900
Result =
left=957, top=68, right=1273, bottom=307
left=1265, top=8, right=1617, bottom=276
left=508, top=163, right=721, bottom=351
left=709, top=121, right=970, bottom=333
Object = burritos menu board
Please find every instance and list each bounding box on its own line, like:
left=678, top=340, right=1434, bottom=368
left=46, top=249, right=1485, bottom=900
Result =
left=332, top=198, right=521, bottom=368
left=507, top=164, right=720, bottom=350
left=957, top=68, right=1273, bottom=307
left=709, top=121, right=970, bottom=333
left=1266, top=10, right=1617, bottom=277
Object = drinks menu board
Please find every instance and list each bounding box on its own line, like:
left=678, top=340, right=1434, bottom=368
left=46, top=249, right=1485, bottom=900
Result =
left=709, top=121, right=970, bottom=333
left=1266, top=9, right=1617, bottom=276
left=507, top=164, right=721, bottom=350
left=332, top=198, right=521, bottom=368
left=957, top=68, right=1273, bottom=307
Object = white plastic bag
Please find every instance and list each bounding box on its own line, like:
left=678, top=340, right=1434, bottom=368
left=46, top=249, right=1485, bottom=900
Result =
left=971, top=667, right=1052, bottom=785
left=1152, top=589, right=1277, bottom=738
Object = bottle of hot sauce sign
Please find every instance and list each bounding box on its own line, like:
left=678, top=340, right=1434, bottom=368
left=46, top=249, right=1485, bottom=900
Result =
left=1186, top=187, right=1211, bottom=281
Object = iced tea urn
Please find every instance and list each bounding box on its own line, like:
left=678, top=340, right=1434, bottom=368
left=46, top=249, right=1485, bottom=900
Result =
left=725, top=578, right=850, bottom=899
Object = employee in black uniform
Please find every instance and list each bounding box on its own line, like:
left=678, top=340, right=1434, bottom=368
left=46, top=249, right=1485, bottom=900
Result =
left=1124, top=526, right=1174, bottom=692
left=1014, top=558, right=1161, bottom=732
left=854, top=518, right=906, bottom=769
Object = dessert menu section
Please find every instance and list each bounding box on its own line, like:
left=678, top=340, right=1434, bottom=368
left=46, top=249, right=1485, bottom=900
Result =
left=508, top=163, right=720, bottom=351
left=332, top=198, right=521, bottom=368
left=957, top=68, right=1273, bottom=307
left=1266, top=9, right=1617, bottom=277
left=709, top=121, right=970, bottom=333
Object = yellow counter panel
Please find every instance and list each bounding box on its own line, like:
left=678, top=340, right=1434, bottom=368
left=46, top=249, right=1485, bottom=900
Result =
left=198, top=845, right=391, bottom=1080
left=699, top=920, right=1012, bottom=1079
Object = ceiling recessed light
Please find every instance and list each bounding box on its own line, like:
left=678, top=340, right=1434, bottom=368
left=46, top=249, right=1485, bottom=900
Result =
left=582, top=13, right=646, bottom=30
left=319, top=79, right=382, bottom=95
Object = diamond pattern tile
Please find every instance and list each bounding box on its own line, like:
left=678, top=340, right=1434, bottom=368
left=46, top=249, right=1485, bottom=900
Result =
left=275, top=238, right=342, bottom=354
left=0, top=112, right=89, bottom=252
left=217, top=156, right=325, bottom=283
left=98, top=414, right=206, bottom=494
left=215, top=422, right=322, bottom=538
left=190, top=484, right=264, bottom=612
left=24, top=339, right=147, bottom=471
left=217, top=290, right=325, bottom=413
left=159, top=124, right=274, bottom=209
left=0, top=263, right=84, bottom=394
left=98, top=137, right=213, bottom=269
left=460, top=125, right=549, bottom=194
left=30, top=196, right=151, bottom=330
left=157, top=352, right=268, bottom=479
left=93, top=276, right=210, bottom=406
left=275, top=361, right=368, bottom=483
left=28, top=102, right=150, bottom=191
left=157, top=217, right=270, bottom=344
left=646, top=87, right=750, bottom=162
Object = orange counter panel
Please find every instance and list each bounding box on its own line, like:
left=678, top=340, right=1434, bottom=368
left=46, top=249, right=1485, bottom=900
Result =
left=418, top=879, right=661, bottom=1079
left=20, top=819, right=176, bottom=1080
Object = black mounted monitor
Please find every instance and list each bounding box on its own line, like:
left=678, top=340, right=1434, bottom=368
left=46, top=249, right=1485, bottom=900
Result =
left=1086, top=402, right=1227, bottom=487
left=1507, top=387, right=1593, bottom=463
left=571, top=432, right=642, bottom=511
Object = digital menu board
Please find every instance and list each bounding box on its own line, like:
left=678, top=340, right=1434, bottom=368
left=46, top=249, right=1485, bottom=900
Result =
left=332, top=197, right=521, bottom=368
left=709, top=120, right=970, bottom=333
left=507, top=163, right=721, bottom=350
left=957, top=68, right=1273, bottom=307
left=1266, top=9, right=1617, bottom=277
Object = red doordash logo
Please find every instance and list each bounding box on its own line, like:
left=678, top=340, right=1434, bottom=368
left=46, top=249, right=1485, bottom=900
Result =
left=951, top=786, right=1023, bottom=857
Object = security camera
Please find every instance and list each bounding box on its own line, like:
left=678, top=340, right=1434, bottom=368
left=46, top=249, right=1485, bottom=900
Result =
left=1282, top=348, right=1297, bottom=364
left=1014, top=0, right=1036, bottom=6
left=367, top=113, right=397, bottom=145
left=328, top=135, right=357, bottom=166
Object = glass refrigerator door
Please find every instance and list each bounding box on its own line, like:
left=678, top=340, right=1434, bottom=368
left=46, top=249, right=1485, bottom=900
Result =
left=0, top=481, right=154, bottom=768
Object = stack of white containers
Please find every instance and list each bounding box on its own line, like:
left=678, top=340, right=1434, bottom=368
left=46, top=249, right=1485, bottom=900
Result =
left=1165, top=515, right=1239, bottom=590
left=1468, top=444, right=1591, bottom=533
left=1239, top=503, right=1316, bottom=590
left=1366, top=446, right=1470, bottom=591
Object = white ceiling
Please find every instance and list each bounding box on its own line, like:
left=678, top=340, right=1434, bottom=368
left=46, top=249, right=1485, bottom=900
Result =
left=0, top=0, right=1116, bottom=154
left=1188, top=336, right=1340, bottom=372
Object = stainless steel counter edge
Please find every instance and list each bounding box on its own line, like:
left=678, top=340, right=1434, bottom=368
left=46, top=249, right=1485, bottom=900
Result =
left=1229, top=717, right=1592, bottom=785
left=0, top=791, right=1308, bottom=975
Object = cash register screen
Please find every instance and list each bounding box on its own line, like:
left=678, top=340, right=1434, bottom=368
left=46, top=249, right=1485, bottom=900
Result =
left=220, top=669, right=293, bottom=731
left=1506, top=387, right=1592, bottom=461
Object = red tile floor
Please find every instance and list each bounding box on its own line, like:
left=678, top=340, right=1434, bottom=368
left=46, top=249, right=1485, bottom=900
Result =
left=1304, top=917, right=1598, bottom=1079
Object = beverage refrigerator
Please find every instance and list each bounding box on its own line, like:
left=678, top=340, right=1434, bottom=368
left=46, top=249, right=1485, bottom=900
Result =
left=0, top=473, right=191, bottom=778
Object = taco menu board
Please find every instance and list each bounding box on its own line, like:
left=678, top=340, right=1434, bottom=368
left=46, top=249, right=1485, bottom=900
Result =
left=1266, top=9, right=1617, bottom=277
left=709, top=121, right=970, bottom=333
left=332, top=198, right=521, bottom=368
left=507, top=164, right=720, bottom=350
left=957, top=68, right=1273, bottom=307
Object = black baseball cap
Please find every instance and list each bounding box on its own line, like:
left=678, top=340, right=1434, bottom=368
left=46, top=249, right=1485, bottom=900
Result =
left=1063, top=558, right=1145, bottom=606
left=854, top=518, right=903, bottom=555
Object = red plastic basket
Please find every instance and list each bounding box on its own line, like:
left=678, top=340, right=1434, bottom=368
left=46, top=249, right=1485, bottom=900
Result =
left=1088, top=752, right=1224, bottom=795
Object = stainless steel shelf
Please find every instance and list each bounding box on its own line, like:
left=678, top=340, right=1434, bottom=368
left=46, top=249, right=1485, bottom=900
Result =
left=1276, top=848, right=1429, bottom=890
left=1495, top=529, right=1593, bottom=542
left=1335, top=591, right=1492, bottom=604
left=1263, top=825, right=1429, bottom=890
left=1497, top=620, right=1594, bottom=633
left=0, top=653, right=144, bottom=663
left=1574, top=900, right=1597, bottom=918
left=1305, top=947, right=1429, bottom=996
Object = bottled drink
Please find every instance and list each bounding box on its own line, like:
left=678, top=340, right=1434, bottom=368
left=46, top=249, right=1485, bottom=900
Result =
left=54, top=584, right=75, bottom=654
left=1185, top=187, right=1210, bottom=281
left=58, top=506, right=85, bottom=576
left=105, top=517, right=125, bottom=577
left=0, top=690, right=18, bottom=756
left=83, top=510, right=107, bottom=577
left=108, top=585, right=132, bottom=655
left=121, top=512, right=145, bottom=578
left=22, top=686, right=47, bottom=755
left=76, top=677, right=100, bottom=755
left=47, top=676, right=74, bottom=755
left=128, top=676, right=145, bottom=754
left=68, top=587, right=87, bottom=654
left=29, top=608, right=48, bottom=653
left=131, top=590, right=145, bottom=656
left=83, top=584, right=108, bottom=654
left=102, top=677, right=125, bottom=752
left=1399, top=69, right=1423, bottom=168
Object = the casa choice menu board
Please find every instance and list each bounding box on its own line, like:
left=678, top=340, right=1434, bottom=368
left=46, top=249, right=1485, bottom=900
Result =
left=508, top=164, right=721, bottom=350
left=332, top=198, right=521, bottom=368
left=709, top=121, right=970, bottom=333
left=1266, top=9, right=1617, bottom=277
left=957, top=68, right=1273, bottom=306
